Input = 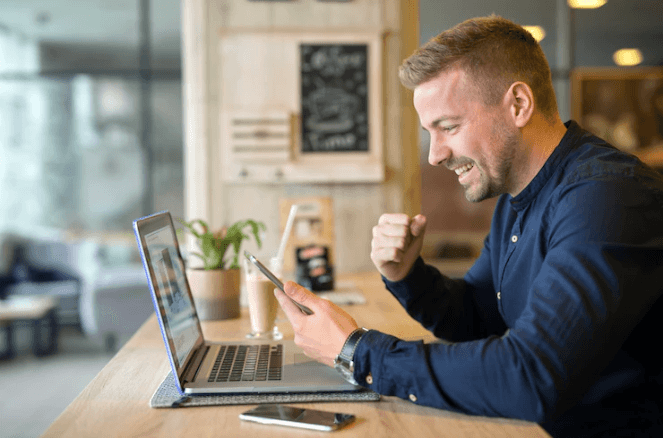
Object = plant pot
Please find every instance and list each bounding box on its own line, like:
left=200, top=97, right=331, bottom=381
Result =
left=186, top=268, right=240, bottom=320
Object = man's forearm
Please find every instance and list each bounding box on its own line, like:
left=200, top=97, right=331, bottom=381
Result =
left=382, top=257, right=488, bottom=341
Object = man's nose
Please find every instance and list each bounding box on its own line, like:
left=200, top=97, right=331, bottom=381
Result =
left=428, top=136, right=451, bottom=166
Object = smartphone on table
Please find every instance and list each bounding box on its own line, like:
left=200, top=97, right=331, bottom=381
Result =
left=239, top=404, right=356, bottom=431
left=244, top=251, right=314, bottom=315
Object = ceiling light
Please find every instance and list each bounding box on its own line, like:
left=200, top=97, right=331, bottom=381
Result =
left=567, top=0, right=607, bottom=8
left=613, top=48, right=643, bottom=66
left=523, top=26, right=546, bottom=42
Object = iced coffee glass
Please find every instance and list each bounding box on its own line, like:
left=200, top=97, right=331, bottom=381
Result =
left=243, top=256, right=283, bottom=340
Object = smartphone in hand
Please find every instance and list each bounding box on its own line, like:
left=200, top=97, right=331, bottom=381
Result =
left=239, top=404, right=355, bottom=431
left=244, top=251, right=314, bottom=315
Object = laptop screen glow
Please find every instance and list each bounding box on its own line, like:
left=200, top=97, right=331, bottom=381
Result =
left=144, top=224, right=199, bottom=369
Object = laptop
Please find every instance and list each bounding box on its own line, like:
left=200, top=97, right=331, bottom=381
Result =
left=133, top=211, right=359, bottom=395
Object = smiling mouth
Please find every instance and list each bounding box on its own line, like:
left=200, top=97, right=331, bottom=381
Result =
left=454, top=163, right=474, bottom=178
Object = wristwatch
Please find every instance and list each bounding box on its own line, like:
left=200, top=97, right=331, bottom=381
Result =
left=333, top=327, right=368, bottom=385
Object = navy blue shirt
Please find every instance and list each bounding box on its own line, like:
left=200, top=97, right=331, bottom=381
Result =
left=353, top=121, right=663, bottom=436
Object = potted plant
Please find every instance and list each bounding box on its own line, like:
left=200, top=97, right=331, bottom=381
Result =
left=178, top=218, right=266, bottom=320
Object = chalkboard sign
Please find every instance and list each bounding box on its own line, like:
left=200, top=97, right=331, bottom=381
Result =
left=300, top=44, right=369, bottom=153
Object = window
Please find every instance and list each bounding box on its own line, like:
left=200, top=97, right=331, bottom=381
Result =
left=0, top=1, right=182, bottom=235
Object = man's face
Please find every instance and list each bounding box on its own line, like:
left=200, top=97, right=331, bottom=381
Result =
left=414, top=68, right=521, bottom=202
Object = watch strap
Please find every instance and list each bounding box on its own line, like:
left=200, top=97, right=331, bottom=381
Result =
left=338, top=327, right=368, bottom=363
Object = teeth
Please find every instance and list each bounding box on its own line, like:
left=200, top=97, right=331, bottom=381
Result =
left=454, top=164, right=473, bottom=175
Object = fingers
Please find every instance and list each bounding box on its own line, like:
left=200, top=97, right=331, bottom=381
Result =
left=371, top=213, right=427, bottom=281
left=373, top=223, right=410, bottom=240
left=378, top=213, right=411, bottom=226
left=274, top=281, right=316, bottom=327
left=274, top=281, right=360, bottom=367
left=371, top=213, right=423, bottom=258
left=410, top=214, right=427, bottom=237
left=371, top=245, right=405, bottom=264
left=371, top=232, right=408, bottom=257
left=274, top=287, right=299, bottom=318
left=283, top=281, right=316, bottom=308
left=373, top=216, right=411, bottom=248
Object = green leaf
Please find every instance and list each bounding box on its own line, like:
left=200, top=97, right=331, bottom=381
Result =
left=177, top=218, right=209, bottom=240
left=178, top=216, right=266, bottom=271
left=200, top=235, right=221, bottom=269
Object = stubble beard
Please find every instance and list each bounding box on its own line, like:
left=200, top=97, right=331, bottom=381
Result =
left=462, top=123, right=519, bottom=203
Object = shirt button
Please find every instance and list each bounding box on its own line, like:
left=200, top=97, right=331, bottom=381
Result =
left=497, top=292, right=501, bottom=300
left=366, top=373, right=373, bottom=385
left=409, top=394, right=418, bottom=403
left=511, top=235, right=518, bottom=243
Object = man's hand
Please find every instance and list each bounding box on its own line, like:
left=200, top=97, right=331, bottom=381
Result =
left=371, top=213, right=427, bottom=282
left=274, top=281, right=359, bottom=367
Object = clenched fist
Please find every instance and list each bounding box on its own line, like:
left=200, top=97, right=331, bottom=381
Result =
left=370, top=213, right=427, bottom=282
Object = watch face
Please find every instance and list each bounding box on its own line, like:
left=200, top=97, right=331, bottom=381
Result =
left=334, top=363, right=357, bottom=384
left=334, top=356, right=349, bottom=371
left=334, top=355, right=358, bottom=383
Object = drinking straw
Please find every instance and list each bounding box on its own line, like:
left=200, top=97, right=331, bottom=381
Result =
left=276, top=204, right=298, bottom=263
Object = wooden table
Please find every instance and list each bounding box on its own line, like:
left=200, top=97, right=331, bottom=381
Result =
left=41, top=272, right=549, bottom=437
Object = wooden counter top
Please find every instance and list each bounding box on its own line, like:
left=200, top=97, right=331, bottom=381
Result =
left=41, top=271, right=548, bottom=438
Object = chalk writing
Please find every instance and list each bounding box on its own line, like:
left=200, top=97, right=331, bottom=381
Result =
left=301, top=44, right=369, bottom=153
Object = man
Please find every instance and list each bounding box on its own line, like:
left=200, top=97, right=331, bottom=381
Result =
left=274, top=15, right=663, bottom=436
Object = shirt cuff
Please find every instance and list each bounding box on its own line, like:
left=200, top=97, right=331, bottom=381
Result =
left=351, top=329, right=402, bottom=392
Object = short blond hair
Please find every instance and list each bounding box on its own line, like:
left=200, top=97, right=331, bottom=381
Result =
left=399, top=15, right=558, bottom=119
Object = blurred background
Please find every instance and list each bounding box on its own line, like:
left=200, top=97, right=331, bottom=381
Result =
left=0, top=1, right=661, bottom=437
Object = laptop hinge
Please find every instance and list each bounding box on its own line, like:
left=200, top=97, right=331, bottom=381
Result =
left=183, top=345, right=210, bottom=384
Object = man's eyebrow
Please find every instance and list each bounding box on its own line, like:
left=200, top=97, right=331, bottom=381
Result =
left=427, top=115, right=462, bottom=130
left=431, top=116, right=462, bottom=127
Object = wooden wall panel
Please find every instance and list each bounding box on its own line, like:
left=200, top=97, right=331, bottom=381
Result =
left=215, top=0, right=384, bottom=29
left=182, top=0, right=211, bottom=234
left=183, top=0, right=420, bottom=274
left=398, top=0, right=422, bottom=217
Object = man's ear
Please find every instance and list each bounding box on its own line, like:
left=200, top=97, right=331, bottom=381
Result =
left=505, top=82, right=534, bottom=128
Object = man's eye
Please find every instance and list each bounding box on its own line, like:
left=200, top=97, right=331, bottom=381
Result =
left=443, top=125, right=458, bottom=133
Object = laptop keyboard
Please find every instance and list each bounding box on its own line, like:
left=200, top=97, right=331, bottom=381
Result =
left=208, top=344, right=283, bottom=383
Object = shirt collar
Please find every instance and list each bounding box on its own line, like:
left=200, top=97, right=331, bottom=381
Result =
left=509, top=120, right=584, bottom=211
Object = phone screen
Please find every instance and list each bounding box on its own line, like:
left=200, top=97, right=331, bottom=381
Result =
left=239, top=404, right=355, bottom=431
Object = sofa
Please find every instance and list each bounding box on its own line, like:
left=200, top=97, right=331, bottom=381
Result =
left=0, top=231, right=154, bottom=350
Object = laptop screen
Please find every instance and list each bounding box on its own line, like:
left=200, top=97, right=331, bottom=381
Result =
left=135, top=212, right=202, bottom=371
